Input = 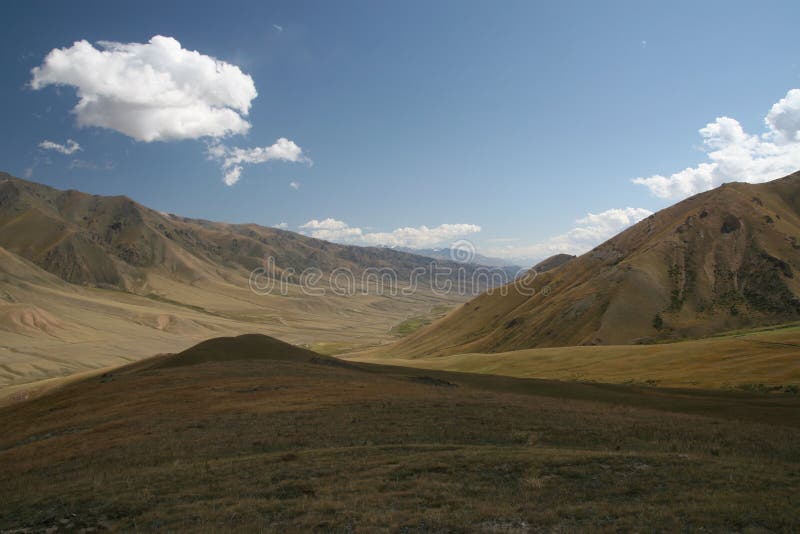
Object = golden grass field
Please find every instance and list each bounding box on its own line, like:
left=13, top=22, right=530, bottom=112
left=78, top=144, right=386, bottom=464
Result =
left=345, top=322, right=800, bottom=390
left=1, top=335, right=798, bottom=531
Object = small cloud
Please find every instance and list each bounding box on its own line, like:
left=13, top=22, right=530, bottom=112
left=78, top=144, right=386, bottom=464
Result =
left=274, top=222, right=289, bottom=229
left=484, top=207, right=652, bottom=264
left=39, top=139, right=82, bottom=155
left=299, top=218, right=481, bottom=248
left=208, top=138, right=310, bottom=186
left=641, top=40, right=647, bottom=48
left=289, top=181, right=300, bottom=190
left=23, top=167, right=33, bottom=179
left=69, top=159, right=115, bottom=171
left=223, top=166, right=243, bottom=186
left=273, top=24, right=284, bottom=33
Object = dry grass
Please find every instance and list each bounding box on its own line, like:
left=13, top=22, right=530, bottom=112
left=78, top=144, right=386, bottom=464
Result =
left=1, top=335, right=799, bottom=531
left=346, top=322, right=800, bottom=389
left=0, top=246, right=467, bottom=392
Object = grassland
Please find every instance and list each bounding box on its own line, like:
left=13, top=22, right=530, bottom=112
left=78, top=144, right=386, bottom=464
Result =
left=1, top=335, right=799, bottom=531
left=346, top=322, right=800, bottom=390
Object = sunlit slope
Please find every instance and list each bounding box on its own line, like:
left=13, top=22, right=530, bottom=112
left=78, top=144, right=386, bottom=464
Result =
left=381, top=171, right=800, bottom=356
left=345, top=323, right=800, bottom=389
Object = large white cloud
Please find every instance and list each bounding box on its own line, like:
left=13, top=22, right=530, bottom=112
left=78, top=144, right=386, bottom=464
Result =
left=30, top=35, right=257, bottom=142
left=299, top=218, right=482, bottom=248
left=207, top=138, right=309, bottom=186
left=633, top=88, right=800, bottom=199
left=485, top=207, right=652, bottom=264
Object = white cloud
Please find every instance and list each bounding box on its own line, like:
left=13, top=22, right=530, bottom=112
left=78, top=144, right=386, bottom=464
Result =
left=633, top=88, right=800, bottom=199
left=39, top=139, right=81, bottom=155
left=289, top=181, right=300, bottom=190
left=30, top=35, right=257, bottom=142
left=207, top=138, right=309, bottom=186
left=485, top=207, right=652, bottom=265
left=766, top=89, right=800, bottom=143
left=299, top=218, right=482, bottom=248
left=222, top=166, right=243, bottom=186
left=274, top=222, right=289, bottom=229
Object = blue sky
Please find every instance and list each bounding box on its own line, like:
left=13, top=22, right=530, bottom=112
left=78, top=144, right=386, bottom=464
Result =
left=2, top=1, right=800, bottom=264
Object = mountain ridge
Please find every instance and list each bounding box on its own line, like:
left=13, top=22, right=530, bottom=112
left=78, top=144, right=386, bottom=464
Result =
left=371, top=171, right=800, bottom=357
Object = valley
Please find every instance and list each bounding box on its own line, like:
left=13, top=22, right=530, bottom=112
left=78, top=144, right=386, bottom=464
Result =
left=3, top=7, right=800, bottom=531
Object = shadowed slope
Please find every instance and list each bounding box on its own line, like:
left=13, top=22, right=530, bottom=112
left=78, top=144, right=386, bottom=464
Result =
left=1, top=335, right=799, bottom=531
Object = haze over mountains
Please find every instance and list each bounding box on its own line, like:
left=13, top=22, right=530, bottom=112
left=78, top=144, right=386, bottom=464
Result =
left=378, top=171, right=800, bottom=357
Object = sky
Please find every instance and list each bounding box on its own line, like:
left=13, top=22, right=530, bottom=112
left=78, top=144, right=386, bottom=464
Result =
left=1, top=1, right=799, bottom=265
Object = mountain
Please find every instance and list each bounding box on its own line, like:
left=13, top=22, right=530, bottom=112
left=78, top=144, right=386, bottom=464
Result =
left=0, top=172, right=508, bottom=293
left=376, top=171, right=800, bottom=356
left=398, top=246, right=521, bottom=269
left=0, top=172, right=511, bottom=388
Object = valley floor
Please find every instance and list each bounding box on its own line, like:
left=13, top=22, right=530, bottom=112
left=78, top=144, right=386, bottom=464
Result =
left=1, top=335, right=798, bottom=532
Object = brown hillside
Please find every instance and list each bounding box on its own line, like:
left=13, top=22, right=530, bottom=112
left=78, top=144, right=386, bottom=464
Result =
left=2, top=334, right=799, bottom=530
left=380, top=171, right=800, bottom=356
left=0, top=172, right=500, bottom=293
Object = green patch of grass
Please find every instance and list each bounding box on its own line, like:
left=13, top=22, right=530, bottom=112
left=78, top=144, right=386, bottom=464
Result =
left=391, top=306, right=452, bottom=337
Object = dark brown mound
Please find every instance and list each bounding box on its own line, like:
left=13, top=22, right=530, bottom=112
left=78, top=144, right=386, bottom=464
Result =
left=150, top=333, right=325, bottom=369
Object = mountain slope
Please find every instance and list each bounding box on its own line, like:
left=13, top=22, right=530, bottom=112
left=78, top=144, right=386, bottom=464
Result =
left=0, top=172, right=513, bottom=388
left=0, top=172, right=503, bottom=294
left=376, top=171, right=800, bottom=356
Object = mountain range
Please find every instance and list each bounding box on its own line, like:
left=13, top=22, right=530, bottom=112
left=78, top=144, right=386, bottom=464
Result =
left=0, top=172, right=511, bottom=388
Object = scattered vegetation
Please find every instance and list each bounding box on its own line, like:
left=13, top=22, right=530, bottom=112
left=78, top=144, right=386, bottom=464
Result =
left=391, top=305, right=451, bottom=337
left=1, top=336, right=799, bottom=531
left=652, top=313, right=663, bottom=329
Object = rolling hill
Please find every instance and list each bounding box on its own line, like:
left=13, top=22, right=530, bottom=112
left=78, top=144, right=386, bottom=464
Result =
left=0, top=172, right=512, bottom=389
left=371, top=171, right=800, bottom=357
left=1, top=334, right=798, bottom=531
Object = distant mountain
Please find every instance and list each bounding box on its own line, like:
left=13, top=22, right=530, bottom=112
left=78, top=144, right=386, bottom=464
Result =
left=381, top=171, right=800, bottom=356
left=398, top=247, right=520, bottom=269
left=0, top=173, right=509, bottom=294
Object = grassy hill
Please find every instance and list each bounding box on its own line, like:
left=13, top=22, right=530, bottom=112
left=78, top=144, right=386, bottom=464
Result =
left=380, top=171, right=800, bottom=357
left=1, top=334, right=798, bottom=531
left=345, top=322, right=800, bottom=389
